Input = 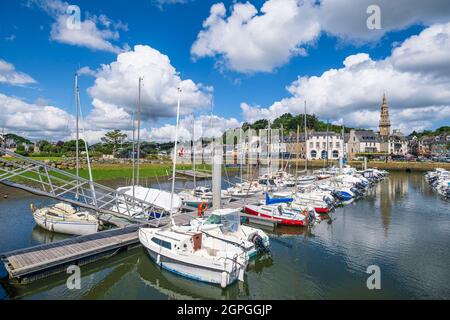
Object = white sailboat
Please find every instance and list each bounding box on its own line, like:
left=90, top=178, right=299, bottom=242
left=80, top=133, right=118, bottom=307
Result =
left=31, top=74, right=99, bottom=236
left=31, top=202, right=98, bottom=236
left=139, top=86, right=249, bottom=288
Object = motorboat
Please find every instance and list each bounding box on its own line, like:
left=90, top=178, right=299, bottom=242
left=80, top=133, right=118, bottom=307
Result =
left=177, top=208, right=270, bottom=259
left=297, top=175, right=316, bottom=185
left=179, top=186, right=231, bottom=207
left=30, top=202, right=98, bottom=236
left=244, top=203, right=316, bottom=226
left=139, top=227, right=248, bottom=288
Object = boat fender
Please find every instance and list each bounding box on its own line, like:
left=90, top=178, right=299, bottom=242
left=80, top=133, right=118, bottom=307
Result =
left=198, top=202, right=208, bottom=217
left=238, top=269, right=245, bottom=282
left=156, top=254, right=161, bottom=265
left=221, top=272, right=228, bottom=288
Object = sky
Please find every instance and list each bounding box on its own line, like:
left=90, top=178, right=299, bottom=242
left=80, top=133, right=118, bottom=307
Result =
left=1, top=0, right=450, bottom=143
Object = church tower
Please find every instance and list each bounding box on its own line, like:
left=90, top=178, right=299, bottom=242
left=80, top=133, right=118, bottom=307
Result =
left=379, top=93, right=391, bottom=138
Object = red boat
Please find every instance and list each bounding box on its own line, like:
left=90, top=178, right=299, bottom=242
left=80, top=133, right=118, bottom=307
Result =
left=244, top=204, right=314, bottom=226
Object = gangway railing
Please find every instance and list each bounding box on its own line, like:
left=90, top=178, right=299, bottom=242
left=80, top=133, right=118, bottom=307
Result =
left=0, top=149, right=168, bottom=225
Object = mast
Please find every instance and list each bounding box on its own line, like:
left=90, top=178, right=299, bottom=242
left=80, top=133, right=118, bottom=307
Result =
left=239, top=128, right=243, bottom=182
left=326, top=120, right=329, bottom=168
left=281, top=124, right=284, bottom=171
left=132, top=111, right=136, bottom=199
left=340, top=122, right=344, bottom=174
left=296, top=124, right=300, bottom=176
left=75, top=73, right=80, bottom=199
left=268, top=120, right=271, bottom=174
left=75, top=74, right=79, bottom=178
left=304, top=100, right=308, bottom=172
left=136, top=77, right=143, bottom=186
left=75, top=76, right=96, bottom=206
left=169, top=86, right=182, bottom=223
left=192, top=113, right=196, bottom=188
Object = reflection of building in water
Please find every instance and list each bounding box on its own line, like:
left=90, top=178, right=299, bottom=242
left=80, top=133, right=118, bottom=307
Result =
left=378, top=173, right=409, bottom=234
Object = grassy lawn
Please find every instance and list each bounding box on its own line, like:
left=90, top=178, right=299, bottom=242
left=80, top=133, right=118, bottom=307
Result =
left=68, top=163, right=200, bottom=181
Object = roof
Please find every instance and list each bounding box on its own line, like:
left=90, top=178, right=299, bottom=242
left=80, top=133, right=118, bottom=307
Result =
left=354, top=130, right=380, bottom=142
left=309, top=132, right=340, bottom=137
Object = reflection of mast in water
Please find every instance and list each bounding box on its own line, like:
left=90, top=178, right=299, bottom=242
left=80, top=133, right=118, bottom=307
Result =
left=378, top=173, right=409, bottom=234
left=378, top=178, right=392, bottom=235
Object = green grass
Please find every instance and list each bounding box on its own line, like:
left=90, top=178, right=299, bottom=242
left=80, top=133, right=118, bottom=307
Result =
left=29, top=156, right=64, bottom=161
left=66, top=163, right=215, bottom=181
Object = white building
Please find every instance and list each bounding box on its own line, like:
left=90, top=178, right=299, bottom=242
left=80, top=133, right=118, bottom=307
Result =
left=306, top=132, right=344, bottom=160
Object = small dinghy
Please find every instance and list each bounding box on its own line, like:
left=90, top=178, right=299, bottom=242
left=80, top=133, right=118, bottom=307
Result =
left=30, top=202, right=99, bottom=236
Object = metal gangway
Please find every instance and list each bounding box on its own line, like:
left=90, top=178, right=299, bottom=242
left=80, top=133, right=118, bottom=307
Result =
left=0, top=149, right=168, bottom=226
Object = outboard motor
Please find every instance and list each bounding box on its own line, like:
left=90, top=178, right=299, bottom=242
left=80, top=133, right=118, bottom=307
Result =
left=351, top=187, right=363, bottom=198
left=251, top=234, right=270, bottom=255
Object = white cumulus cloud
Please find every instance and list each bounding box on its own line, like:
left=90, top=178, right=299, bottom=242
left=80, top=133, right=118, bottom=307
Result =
left=191, top=0, right=320, bottom=73
left=29, top=0, right=128, bottom=53
left=240, top=22, right=450, bottom=133
left=87, top=45, right=213, bottom=124
left=192, top=0, right=450, bottom=73
left=0, top=59, right=37, bottom=86
left=0, top=93, right=74, bottom=140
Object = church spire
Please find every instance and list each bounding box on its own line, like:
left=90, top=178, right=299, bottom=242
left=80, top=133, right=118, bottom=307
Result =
left=379, top=93, right=391, bottom=138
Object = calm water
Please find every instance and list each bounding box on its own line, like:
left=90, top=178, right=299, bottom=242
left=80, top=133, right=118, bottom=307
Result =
left=0, top=172, right=449, bottom=300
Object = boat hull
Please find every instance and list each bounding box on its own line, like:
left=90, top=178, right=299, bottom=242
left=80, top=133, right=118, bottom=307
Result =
left=145, top=248, right=241, bottom=287
left=33, top=212, right=98, bottom=236
left=244, top=206, right=306, bottom=226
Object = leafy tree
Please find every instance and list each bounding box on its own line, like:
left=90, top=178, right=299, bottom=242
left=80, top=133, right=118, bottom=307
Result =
left=100, top=130, right=127, bottom=156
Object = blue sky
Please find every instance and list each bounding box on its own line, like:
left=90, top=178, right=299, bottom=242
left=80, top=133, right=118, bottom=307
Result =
left=1, top=0, right=450, bottom=142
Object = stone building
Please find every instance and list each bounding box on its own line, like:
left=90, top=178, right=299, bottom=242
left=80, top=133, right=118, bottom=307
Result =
left=306, top=131, right=344, bottom=160
left=346, top=129, right=381, bottom=160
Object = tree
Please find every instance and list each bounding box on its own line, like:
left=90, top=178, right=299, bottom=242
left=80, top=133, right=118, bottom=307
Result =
left=101, top=130, right=127, bottom=156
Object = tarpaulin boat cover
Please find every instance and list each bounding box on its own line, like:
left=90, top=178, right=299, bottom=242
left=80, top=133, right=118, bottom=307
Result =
left=266, top=193, right=293, bottom=205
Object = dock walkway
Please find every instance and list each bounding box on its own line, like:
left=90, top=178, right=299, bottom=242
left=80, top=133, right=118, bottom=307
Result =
left=176, top=169, right=212, bottom=179
left=0, top=226, right=141, bottom=283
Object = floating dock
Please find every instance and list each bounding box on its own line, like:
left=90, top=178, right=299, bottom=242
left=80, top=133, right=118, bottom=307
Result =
left=176, top=169, right=212, bottom=179
left=0, top=225, right=140, bottom=284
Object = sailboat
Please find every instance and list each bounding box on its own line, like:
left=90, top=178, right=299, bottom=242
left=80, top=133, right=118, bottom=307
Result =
left=31, top=73, right=99, bottom=236
left=139, top=86, right=249, bottom=288
left=112, top=77, right=181, bottom=219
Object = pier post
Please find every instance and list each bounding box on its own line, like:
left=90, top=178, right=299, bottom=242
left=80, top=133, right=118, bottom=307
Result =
left=212, top=138, right=223, bottom=210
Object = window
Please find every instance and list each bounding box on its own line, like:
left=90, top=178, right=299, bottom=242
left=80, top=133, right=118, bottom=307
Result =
left=322, top=142, right=326, bottom=148
left=321, top=150, right=328, bottom=159
left=332, top=150, right=339, bottom=158
left=310, top=150, right=317, bottom=158
left=316, top=142, right=320, bottom=148
left=336, top=142, right=340, bottom=148
left=151, top=237, right=172, bottom=250
left=329, top=142, right=333, bottom=148
left=309, top=142, right=313, bottom=148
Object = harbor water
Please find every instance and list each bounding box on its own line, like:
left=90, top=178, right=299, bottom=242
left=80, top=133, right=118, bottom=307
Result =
left=0, top=171, right=449, bottom=299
